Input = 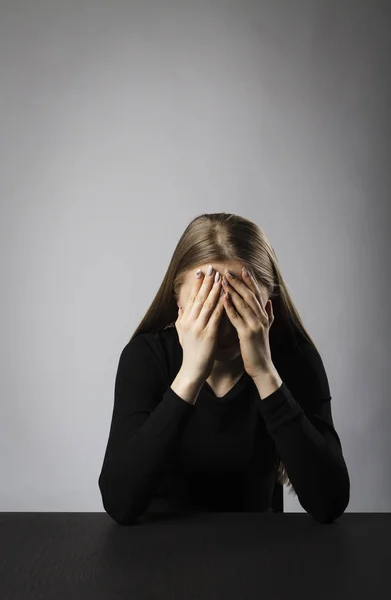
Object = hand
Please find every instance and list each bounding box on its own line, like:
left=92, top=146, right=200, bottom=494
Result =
left=221, top=266, right=275, bottom=380
left=175, top=265, right=226, bottom=383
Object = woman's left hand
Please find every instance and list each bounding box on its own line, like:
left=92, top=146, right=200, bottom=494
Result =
left=221, top=266, right=275, bottom=380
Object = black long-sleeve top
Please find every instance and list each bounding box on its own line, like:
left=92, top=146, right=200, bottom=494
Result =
left=98, top=326, right=350, bottom=525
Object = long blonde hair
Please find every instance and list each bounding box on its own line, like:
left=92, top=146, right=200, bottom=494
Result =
left=129, top=212, right=320, bottom=495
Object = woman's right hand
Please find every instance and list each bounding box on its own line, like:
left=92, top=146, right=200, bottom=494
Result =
left=175, top=265, right=226, bottom=383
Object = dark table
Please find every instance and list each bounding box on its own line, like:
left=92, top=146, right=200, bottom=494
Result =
left=0, top=512, right=389, bottom=599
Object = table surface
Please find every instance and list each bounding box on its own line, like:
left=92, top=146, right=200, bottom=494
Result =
left=0, top=512, right=389, bottom=600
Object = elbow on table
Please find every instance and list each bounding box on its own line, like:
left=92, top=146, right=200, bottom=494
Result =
left=100, top=493, right=145, bottom=526
left=98, top=472, right=145, bottom=526
left=310, top=487, right=350, bottom=524
left=103, top=502, right=142, bottom=526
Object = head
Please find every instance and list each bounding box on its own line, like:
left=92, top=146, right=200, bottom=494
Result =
left=176, top=260, right=271, bottom=362
left=129, top=212, right=317, bottom=493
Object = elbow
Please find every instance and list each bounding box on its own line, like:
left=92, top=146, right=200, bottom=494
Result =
left=98, top=471, right=143, bottom=526
left=311, top=507, right=343, bottom=524
left=311, top=473, right=351, bottom=525
left=325, top=487, right=350, bottom=524
left=105, top=506, right=140, bottom=527
left=311, top=502, right=348, bottom=524
left=101, top=495, right=140, bottom=526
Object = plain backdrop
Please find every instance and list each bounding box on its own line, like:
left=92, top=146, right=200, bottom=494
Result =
left=1, top=0, right=390, bottom=513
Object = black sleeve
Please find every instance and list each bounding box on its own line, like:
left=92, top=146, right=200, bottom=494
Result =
left=98, top=334, right=194, bottom=525
left=257, top=342, right=350, bottom=524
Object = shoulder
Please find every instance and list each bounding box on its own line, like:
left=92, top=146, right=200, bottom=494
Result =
left=118, top=328, right=179, bottom=386
left=117, top=331, right=164, bottom=383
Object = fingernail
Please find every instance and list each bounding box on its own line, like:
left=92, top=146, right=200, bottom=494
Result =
left=207, top=264, right=213, bottom=276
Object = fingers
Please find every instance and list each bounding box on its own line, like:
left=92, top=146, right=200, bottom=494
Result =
left=197, top=268, right=224, bottom=324
left=181, top=267, right=206, bottom=317
left=190, top=265, right=216, bottom=319
left=182, top=265, right=225, bottom=325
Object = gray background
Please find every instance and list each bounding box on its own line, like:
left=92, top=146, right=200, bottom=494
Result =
left=1, top=0, right=390, bottom=513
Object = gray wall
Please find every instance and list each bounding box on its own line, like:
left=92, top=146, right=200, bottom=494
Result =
left=1, top=0, right=390, bottom=513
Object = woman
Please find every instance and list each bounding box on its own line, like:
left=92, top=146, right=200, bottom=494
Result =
left=98, top=212, right=350, bottom=525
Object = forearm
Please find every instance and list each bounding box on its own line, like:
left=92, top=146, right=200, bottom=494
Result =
left=99, top=383, right=195, bottom=525
left=254, top=374, right=350, bottom=523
